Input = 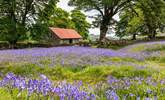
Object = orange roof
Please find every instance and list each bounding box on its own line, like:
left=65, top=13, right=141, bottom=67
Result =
left=49, top=27, right=82, bottom=39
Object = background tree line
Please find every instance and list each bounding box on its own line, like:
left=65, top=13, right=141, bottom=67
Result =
left=116, top=0, right=165, bottom=40
left=0, top=0, right=165, bottom=47
left=69, top=0, right=165, bottom=42
left=0, top=0, right=90, bottom=47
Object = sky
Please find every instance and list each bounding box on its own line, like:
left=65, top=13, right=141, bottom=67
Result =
left=57, top=0, right=119, bottom=35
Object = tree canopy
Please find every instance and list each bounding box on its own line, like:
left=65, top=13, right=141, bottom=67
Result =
left=31, top=3, right=91, bottom=40
left=116, top=0, right=165, bottom=39
left=69, top=0, right=135, bottom=42
left=0, top=0, right=164, bottom=46
left=0, top=0, right=59, bottom=45
left=0, top=0, right=91, bottom=45
left=71, top=10, right=91, bottom=39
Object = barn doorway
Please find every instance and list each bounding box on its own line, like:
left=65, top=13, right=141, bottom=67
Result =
left=69, top=39, right=73, bottom=44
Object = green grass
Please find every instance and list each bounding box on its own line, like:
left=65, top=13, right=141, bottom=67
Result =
left=0, top=62, right=160, bottom=84
left=0, top=41, right=165, bottom=99
left=101, top=57, right=138, bottom=63
left=0, top=88, right=12, bottom=100
left=111, top=66, right=158, bottom=78
left=131, top=45, right=146, bottom=52
left=0, top=63, right=163, bottom=100
left=0, top=64, right=164, bottom=100
left=131, top=44, right=165, bottom=52
left=145, top=44, right=165, bottom=52
left=0, top=88, right=61, bottom=100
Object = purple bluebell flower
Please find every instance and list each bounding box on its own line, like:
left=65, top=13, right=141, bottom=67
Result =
left=136, top=96, right=140, bottom=100
left=106, top=90, right=119, bottom=100
left=130, top=93, right=134, bottom=97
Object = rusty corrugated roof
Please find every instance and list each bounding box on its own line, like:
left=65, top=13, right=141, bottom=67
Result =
left=49, top=27, right=82, bottom=39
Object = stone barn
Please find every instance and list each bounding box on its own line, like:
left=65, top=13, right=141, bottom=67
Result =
left=49, top=27, right=82, bottom=45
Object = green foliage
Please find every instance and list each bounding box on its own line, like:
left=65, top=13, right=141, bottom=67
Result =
left=126, top=9, right=144, bottom=36
left=41, top=7, right=74, bottom=28
left=31, top=3, right=90, bottom=40
left=116, top=0, right=165, bottom=39
left=30, top=23, right=50, bottom=41
left=138, top=0, right=163, bottom=38
left=69, top=0, right=134, bottom=41
left=30, top=1, right=74, bottom=41
left=71, top=10, right=91, bottom=39
left=115, top=11, right=130, bottom=39
left=0, top=0, right=59, bottom=44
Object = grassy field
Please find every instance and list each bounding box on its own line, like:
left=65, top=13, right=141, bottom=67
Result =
left=0, top=41, right=165, bottom=100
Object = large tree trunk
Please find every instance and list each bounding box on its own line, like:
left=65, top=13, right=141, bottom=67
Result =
left=8, top=0, right=18, bottom=49
left=99, top=15, right=111, bottom=42
left=152, top=30, right=156, bottom=38
left=132, top=33, right=136, bottom=40
left=148, top=29, right=157, bottom=39
left=99, top=24, right=108, bottom=42
left=9, top=39, right=17, bottom=49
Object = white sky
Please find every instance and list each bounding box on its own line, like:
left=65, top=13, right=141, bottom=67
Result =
left=57, top=0, right=119, bottom=35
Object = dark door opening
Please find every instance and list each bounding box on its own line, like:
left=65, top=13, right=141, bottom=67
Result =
left=69, top=39, right=73, bottom=44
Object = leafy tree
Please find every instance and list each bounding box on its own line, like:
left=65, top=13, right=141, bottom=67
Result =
left=116, top=0, right=165, bottom=39
left=30, top=23, right=50, bottom=41
left=0, top=0, right=19, bottom=46
left=31, top=2, right=75, bottom=41
left=39, top=4, right=74, bottom=28
left=69, top=0, right=135, bottom=42
left=32, top=4, right=90, bottom=40
left=116, top=7, right=144, bottom=40
left=159, top=0, right=165, bottom=33
left=137, top=0, right=164, bottom=39
left=71, top=10, right=91, bottom=39
left=115, top=9, right=131, bottom=40
left=126, top=8, right=144, bottom=40
left=0, top=0, right=59, bottom=46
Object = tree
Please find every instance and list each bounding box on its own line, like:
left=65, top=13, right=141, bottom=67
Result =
left=69, top=0, right=134, bottom=42
left=126, top=8, right=144, bottom=40
left=115, top=9, right=131, bottom=40
left=0, top=0, right=59, bottom=46
left=32, top=3, right=90, bottom=40
left=0, top=0, right=20, bottom=46
left=31, top=2, right=75, bottom=41
left=157, top=0, right=165, bottom=33
left=116, top=6, right=144, bottom=40
left=160, top=6, right=165, bottom=33
left=137, top=0, right=164, bottom=39
left=116, top=0, right=165, bottom=40
left=71, top=10, right=91, bottom=39
left=40, top=6, right=74, bottom=28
